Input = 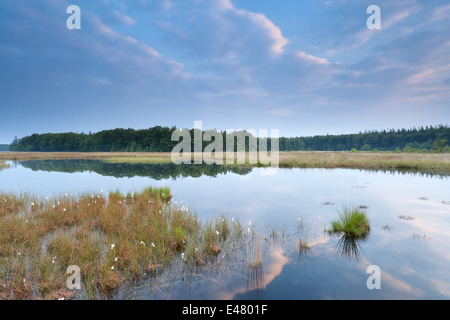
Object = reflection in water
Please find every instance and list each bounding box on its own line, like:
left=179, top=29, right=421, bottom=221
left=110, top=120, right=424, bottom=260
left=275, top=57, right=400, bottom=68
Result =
left=18, top=160, right=449, bottom=180
left=334, top=233, right=370, bottom=261
left=1, top=161, right=449, bottom=299
left=218, top=247, right=289, bottom=300
left=356, top=169, right=449, bottom=180
left=246, top=265, right=265, bottom=300
left=0, top=161, right=10, bottom=173
left=18, top=159, right=253, bottom=179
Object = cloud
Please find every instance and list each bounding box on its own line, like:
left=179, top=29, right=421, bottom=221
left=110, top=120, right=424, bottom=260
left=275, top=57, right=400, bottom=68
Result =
left=431, top=4, right=450, bottom=22
left=407, top=68, right=436, bottom=85
left=219, top=1, right=289, bottom=56
left=382, top=3, right=421, bottom=29
left=217, top=246, right=289, bottom=300
left=155, top=0, right=289, bottom=60
left=112, top=10, right=136, bottom=26
left=0, top=0, right=449, bottom=143
left=295, top=50, right=330, bottom=65
left=0, top=0, right=195, bottom=137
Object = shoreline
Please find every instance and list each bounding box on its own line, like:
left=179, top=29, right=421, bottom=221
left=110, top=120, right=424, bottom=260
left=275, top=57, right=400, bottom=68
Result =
left=0, top=151, right=449, bottom=174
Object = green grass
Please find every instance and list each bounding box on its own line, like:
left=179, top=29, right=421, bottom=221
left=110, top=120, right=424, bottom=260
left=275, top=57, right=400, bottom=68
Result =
left=327, top=206, right=371, bottom=238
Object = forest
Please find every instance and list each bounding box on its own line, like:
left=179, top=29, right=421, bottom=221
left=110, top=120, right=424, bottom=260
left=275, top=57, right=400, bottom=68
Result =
left=9, top=124, right=450, bottom=153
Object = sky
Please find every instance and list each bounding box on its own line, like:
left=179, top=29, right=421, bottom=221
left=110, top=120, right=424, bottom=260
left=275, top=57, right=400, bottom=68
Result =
left=0, top=0, right=449, bottom=143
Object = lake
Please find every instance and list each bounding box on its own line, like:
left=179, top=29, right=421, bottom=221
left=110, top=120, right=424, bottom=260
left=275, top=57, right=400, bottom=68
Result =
left=1, top=160, right=449, bottom=300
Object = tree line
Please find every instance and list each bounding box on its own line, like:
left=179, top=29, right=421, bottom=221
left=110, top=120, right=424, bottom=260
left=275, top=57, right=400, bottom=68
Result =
left=9, top=124, right=450, bottom=152
left=285, top=125, right=450, bottom=152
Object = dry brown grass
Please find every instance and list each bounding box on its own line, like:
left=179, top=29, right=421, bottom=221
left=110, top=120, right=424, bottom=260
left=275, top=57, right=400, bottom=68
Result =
left=0, top=152, right=173, bottom=162
left=1, top=151, right=449, bottom=172
left=278, top=151, right=450, bottom=172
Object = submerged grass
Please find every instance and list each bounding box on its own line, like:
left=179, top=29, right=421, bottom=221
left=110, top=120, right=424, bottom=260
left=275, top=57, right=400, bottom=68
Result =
left=327, top=206, right=371, bottom=238
left=0, top=188, right=247, bottom=300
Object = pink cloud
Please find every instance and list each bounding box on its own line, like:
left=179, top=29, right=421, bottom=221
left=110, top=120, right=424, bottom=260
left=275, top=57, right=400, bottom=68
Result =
left=217, top=0, right=288, bottom=55
left=296, top=50, right=330, bottom=65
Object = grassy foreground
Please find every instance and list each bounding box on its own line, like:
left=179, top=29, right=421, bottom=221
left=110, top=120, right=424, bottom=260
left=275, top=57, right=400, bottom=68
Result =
left=1, top=151, right=450, bottom=173
left=0, top=188, right=245, bottom=300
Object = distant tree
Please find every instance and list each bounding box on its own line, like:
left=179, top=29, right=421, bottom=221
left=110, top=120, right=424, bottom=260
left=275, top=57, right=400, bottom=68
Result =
left=360, top=144, right=371, bottom=152
left=434, top=137, right=448, bottom=153
left=9, top=124, right=450, bottom=153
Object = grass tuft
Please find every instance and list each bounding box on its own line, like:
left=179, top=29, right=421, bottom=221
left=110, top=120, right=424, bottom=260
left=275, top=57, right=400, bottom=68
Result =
left=327, top=206, right=371, bottom=238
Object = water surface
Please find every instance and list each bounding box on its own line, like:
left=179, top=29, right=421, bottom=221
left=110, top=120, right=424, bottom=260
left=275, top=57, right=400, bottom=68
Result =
left=0, top=160, right=449, bottom=300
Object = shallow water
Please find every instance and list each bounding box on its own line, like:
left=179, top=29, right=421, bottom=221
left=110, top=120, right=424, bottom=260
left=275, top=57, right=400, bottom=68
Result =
left=1, top=160, right=449, bottom=299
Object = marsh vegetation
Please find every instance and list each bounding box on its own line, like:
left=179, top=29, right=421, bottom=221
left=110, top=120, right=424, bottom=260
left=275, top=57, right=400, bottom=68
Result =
left=327, top=206, right=371, bottom=238
left=0, top=188, right=252, bottom=300
left=1, top=151, right=450, bottom=174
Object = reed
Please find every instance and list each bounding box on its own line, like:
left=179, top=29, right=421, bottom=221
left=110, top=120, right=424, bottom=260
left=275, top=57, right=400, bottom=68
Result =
left=246, top=230, right=263, bottom=268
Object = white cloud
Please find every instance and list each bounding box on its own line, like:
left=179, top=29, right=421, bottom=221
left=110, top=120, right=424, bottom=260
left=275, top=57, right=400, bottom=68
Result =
left=112, top=10, right=136, bottom=26
left=431, top=4, right=450, bottom=22
left=217, top=0, right=288, bottom=55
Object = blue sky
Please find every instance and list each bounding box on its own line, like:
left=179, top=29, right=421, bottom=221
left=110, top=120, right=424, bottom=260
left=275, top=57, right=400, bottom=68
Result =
left=0, top=0, right=449, bottom=143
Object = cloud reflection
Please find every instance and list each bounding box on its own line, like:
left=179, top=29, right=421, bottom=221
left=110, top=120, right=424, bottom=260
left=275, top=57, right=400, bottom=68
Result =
left=217, top=246, right=289, bottom=300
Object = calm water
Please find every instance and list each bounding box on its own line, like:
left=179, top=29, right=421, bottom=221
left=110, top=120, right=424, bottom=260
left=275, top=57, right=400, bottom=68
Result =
left=1, top=160, right=449, bottom=300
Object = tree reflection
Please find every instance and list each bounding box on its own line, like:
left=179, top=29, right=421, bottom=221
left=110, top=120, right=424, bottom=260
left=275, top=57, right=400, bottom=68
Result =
left=0, top=161, right=10, bottom=173
left=19, top=159, right=253, bottom=180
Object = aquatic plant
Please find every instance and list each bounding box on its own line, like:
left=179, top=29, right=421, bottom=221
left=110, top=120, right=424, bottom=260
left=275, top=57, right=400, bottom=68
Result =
left=298, top=240, right=310, bottom=254
left=327, top=206, right=371, bottom=238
